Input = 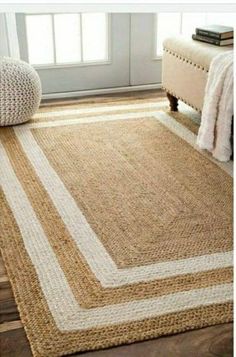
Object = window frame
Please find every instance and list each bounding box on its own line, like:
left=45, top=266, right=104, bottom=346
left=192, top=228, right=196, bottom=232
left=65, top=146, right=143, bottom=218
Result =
left=23, top=12, right=111, bottom=69
left=153, top=14, right=162, bottom=61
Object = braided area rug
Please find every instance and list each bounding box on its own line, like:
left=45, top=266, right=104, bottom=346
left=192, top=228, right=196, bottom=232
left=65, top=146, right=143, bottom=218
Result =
left=0, top=96, right=233, bottom=357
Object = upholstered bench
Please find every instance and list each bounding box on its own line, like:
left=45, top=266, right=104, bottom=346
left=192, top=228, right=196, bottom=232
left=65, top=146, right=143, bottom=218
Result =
left=162, top=36, right=233, bottom=112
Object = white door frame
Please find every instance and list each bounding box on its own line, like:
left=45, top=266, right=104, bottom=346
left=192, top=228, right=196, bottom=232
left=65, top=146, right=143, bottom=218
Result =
left=3, top=13, right=20, bottom=58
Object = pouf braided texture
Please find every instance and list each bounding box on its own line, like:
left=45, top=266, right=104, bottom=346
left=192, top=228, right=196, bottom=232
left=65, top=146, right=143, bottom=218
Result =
left=0, top=57, right=42, bottom=126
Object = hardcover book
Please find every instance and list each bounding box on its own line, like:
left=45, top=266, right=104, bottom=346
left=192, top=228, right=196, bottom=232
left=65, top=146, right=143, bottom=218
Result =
left=196, top=25, right=234, bottom=40
left=192, top=34, right=234, bottom=46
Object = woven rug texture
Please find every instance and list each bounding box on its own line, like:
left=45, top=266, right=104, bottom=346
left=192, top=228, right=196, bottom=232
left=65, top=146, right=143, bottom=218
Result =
left=0, top=94, right=233, bottom=357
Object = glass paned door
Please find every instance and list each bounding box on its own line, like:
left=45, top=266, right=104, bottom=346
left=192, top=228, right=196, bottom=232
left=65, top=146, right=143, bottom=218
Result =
left=16, top=12, right=235, bottom=93
left=16, top=13, right=130, bottom=94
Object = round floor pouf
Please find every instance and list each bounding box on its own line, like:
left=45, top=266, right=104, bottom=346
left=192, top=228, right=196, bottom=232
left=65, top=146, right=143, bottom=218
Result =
left=0, top=57, right=42, bottom=126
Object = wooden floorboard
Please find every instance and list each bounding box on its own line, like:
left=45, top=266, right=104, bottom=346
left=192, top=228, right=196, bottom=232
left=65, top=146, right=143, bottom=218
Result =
left=0, top=311, right=233, bottom=357
left=0, top=90, right=233, bottom=356
left=40, top=89, right=166, bottom=107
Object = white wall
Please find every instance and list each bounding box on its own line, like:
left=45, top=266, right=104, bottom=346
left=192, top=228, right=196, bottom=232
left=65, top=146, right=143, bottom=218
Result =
left=0, top=13, right=10, bottom=57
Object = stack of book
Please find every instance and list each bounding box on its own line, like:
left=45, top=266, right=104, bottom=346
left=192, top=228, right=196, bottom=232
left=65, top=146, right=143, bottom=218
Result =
left=192, top=25, right=234, bottom=46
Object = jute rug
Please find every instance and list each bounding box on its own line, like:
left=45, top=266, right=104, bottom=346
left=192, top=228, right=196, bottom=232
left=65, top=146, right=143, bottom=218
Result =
left=0, top=95, right=233, bottom=357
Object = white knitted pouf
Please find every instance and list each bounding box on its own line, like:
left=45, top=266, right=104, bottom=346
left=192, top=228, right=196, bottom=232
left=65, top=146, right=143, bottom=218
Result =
left=0, top=57, right=42, bottom=126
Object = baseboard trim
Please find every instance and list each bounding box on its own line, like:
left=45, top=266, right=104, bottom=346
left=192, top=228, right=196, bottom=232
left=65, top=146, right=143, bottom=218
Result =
left=42, top=83, right=163, bottom=100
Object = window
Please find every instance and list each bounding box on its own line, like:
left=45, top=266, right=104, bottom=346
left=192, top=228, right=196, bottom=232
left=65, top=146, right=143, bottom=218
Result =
left=26, top=15, right=54, bottom=65
left=155, top=13, right=181, bottom=57
left=155, top=12, right=236, bottom=57
left=54, top=14, right=81, bottom=64
left=25, top=13, right=109, bottom=66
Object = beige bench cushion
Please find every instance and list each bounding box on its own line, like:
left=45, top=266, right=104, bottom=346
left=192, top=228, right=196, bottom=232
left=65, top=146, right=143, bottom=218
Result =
left=163, top=36, right=233, bottom=71
left=162, top=36, right=233, bottom=111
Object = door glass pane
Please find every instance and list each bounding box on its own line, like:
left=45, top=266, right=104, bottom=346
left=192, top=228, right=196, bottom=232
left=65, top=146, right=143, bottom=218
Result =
left=26, top=15, right=54, bottom=65
left=206, top=13, right=236, bottom=27
left=156, top=13, right=181, bottom=56
left=82, top=13, right=108, bottom=61
left=54, top=14, right=81, bottom=64
left=182, top=13, right=206, bottom=37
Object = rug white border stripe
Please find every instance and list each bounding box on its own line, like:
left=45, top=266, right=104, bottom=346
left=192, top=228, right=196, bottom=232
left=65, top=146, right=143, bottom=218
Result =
left=0, top=144, right=233, bottom=331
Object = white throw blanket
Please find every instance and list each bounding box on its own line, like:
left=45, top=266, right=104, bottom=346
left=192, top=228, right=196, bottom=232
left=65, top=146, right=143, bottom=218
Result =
left=197, top=51, right=233, bottom=162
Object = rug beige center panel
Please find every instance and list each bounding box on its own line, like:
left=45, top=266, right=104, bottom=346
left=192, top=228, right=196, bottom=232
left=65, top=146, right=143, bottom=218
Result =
left=0, top=98, right=233, bottom=357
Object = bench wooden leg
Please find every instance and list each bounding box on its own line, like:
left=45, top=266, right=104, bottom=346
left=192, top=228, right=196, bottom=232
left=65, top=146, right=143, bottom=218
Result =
left=167, top=92, right=178, bottom=112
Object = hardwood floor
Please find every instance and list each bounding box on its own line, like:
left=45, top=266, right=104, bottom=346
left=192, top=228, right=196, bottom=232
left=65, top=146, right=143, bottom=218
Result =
left=0, top=90, right=233, bottom=356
